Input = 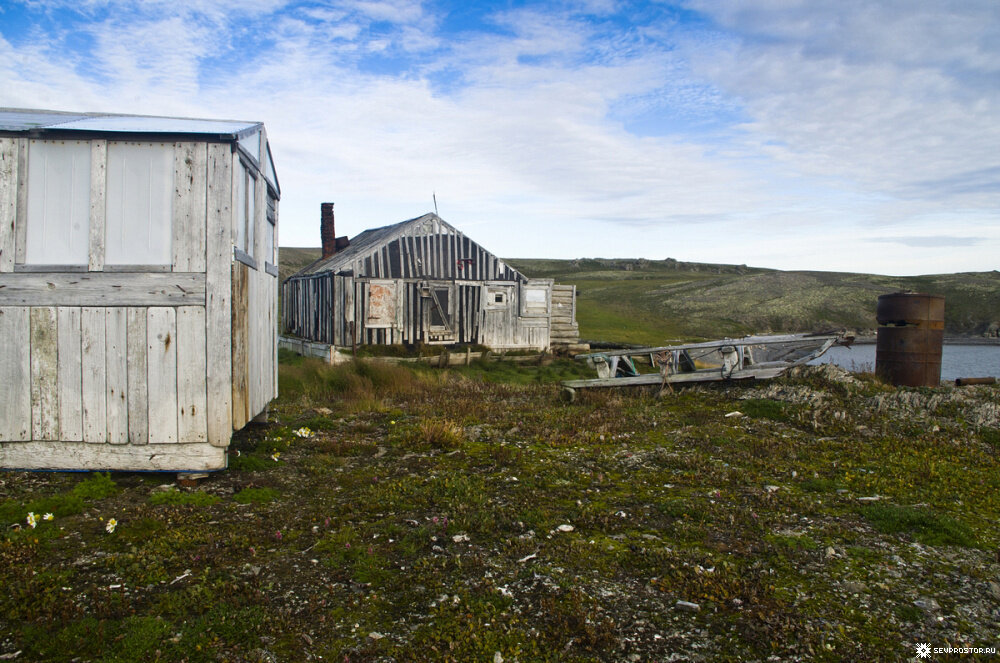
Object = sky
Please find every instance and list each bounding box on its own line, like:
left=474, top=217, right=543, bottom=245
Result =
left=1, top=0, right=997, bottom=276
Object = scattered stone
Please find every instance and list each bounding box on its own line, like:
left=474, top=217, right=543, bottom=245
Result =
left=764, top=485, right=780, bottom=494
left=675, top=600, right=701, bottom=613
left=557, top=524, right=575, bottom=532
left=724, top=411, right=743, bottom=418
left=249, top=649, right=277, bottom=663
left=452, top=533, right=470, bottom=543
left=842, top=581, right=868, bottom=594
left=368, top=632, right=384, bottom=640
left=857, top=496, right=881, bottom=502
left=493, top=653, right=503, bottom=663
left=825, top=547, right=837, bottom=558
left=914, top=598, right=941, bottom=613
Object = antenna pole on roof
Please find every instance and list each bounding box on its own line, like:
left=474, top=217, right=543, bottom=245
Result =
left=433, top=192, right=438, bottom=216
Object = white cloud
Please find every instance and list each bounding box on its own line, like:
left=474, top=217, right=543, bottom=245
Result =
left=1, top=0, right=997, bottom=274
left=685, top=0, right=1000, bottom=209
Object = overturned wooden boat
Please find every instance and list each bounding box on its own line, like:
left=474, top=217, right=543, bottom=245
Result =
left=562, top=331, right=854, bottom=392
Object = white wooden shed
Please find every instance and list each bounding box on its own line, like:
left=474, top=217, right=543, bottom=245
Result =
left=0, top=109, right=280, bottom=472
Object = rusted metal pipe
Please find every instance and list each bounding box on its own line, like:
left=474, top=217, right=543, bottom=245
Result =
left=955, top=377, right=996, bottom=386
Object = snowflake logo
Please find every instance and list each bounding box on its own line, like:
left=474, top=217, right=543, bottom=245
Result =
left=915, top=642, right=932, bottom=659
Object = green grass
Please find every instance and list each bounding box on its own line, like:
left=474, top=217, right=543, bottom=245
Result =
left=232, top=487, right=281, bottom=504
left=2, top=356, right=998, bottom=662
left=858, top=503, right=978, bottom=547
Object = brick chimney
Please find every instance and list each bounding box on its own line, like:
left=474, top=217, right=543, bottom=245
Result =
left=321, top=202, right=336, bottom=259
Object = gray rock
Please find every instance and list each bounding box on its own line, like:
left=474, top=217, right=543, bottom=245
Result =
left=675, top=600, right=701, bottom=613
left=843, top=581, right=868, bottom=594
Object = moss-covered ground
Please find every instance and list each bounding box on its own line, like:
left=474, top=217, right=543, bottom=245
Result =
left=2, top=358, right=998, bottom=662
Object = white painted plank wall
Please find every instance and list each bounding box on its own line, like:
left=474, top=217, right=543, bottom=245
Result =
left=0, top=138, right=16, bottom=272
left=30, top=307, right=59, bottom=441
left=105, top=307, right=129, bottom=444
left=0, top=307, right=31, bottom=440
left=126, top=308, right=148, bottom=445
left=56, top=307, right=83, bottom=441
left=81, top=307, right=108, bottom=443
left=177, top=306, right=207, bottom=443
left=14, top=138, right=27, bottom=265
left=0, top=272, right=205, bottom=307
left=205, top=143, right=232, bottom=447
left=147, top=307, right=178, bottom=444
left=173, top=143, right=207, bottom=272
left=88, top=140, right=107, bottom=271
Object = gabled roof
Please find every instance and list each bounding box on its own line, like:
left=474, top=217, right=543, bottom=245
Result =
left=0, top=108, right=279, bottom=195
left=291, top=212, right=525, bottom=280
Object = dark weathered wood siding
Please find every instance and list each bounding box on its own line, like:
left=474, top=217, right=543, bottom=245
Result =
left=282, top=215, right=569, bottom=350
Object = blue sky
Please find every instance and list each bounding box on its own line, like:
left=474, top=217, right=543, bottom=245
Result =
left=1, top=0, right=997, bottom=275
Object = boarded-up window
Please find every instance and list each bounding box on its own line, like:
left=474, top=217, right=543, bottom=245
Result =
left=366, top=281, right=396, bottom=328
left=25, top=140, right=91, bottom=265
left=105, top=142, right=173, bottom=265
left=264, top=216, right=276, bottom=267
left=522, top=287, right=548, bottom=316
left=235, top=162, right=255, bottom=256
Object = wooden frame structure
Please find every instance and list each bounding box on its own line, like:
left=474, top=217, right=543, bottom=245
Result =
left=562, top=332, right=853, bottom=392
left=0, top=109, right=280, bottom=471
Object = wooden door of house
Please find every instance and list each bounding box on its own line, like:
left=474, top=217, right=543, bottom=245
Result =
left=480, top=283, right=516, bottom=348
left=422, top=282, right=456, bottom=343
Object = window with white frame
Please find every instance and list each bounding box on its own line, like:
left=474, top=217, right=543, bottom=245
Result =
left=25, top=140, right=91, bottom=265
left=105, top=142, right=174, bottom=265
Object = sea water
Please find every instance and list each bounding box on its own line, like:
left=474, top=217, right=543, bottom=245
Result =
left=810, top=343, right=1000, bottom=381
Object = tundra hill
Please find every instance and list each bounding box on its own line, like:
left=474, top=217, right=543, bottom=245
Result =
left=279, top=246, right=323, bottom=283
left=278, top=249, right=1000, bottom=345
left=506, top=258, right=1000, bottom=345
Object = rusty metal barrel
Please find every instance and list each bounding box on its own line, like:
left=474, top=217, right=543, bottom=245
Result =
left=875, top=293, right=944, bottom=387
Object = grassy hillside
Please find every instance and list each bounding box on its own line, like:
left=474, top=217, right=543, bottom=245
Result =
left=279, top=246, right=322, bottom=283
left=508, top=258, right=1000, bottom=345
left=280, top=249, right=1000, bottom=345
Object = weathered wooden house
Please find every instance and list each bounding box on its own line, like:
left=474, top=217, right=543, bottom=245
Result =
left=0, top=109, right=280, bottom=472
left=282, top=205, right=579, bottom=351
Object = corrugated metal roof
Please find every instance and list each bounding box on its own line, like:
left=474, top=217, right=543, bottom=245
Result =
left=0, top=108, right=260, bottom=137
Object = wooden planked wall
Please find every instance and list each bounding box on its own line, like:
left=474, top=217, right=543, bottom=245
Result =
left=232, top=261, right=277, bottom=430
left=0, top=305, right=207, bottom=444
